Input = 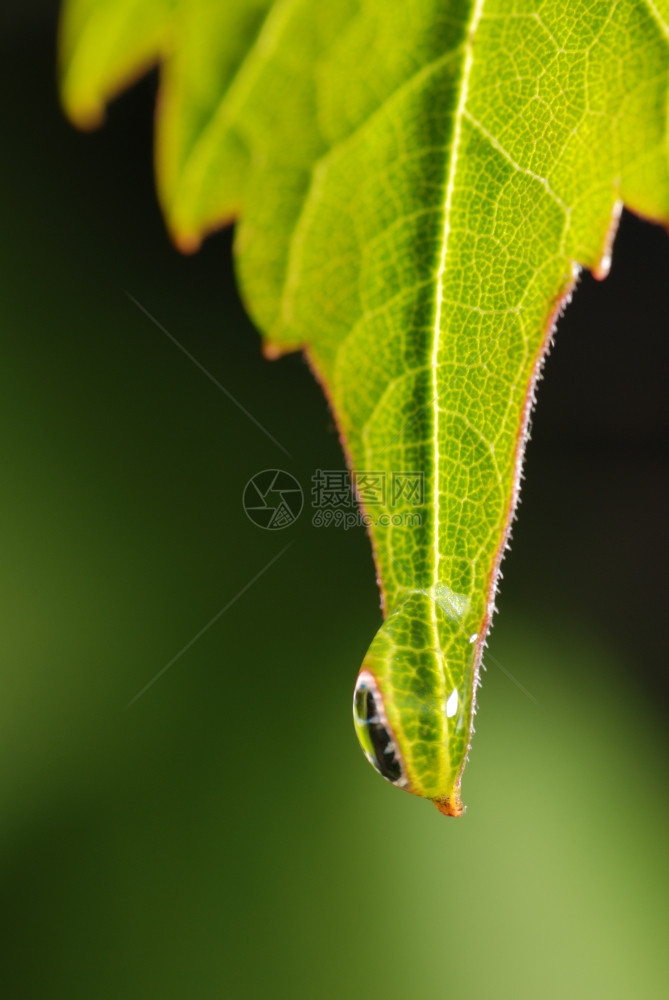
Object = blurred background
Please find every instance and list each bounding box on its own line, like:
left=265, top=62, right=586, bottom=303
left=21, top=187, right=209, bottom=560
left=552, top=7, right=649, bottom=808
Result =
left=1, top=4, right=668, bottom=998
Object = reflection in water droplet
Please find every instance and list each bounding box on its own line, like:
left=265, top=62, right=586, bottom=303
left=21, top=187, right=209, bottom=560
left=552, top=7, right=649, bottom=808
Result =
left=353, top=671, right=408, bottom=788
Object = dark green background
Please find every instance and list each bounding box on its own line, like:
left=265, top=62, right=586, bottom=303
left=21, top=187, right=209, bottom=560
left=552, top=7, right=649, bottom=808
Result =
left=1, top=5, right=667, bottom=998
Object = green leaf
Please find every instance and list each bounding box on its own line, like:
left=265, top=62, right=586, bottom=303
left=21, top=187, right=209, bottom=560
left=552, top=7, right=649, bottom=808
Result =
left=59, top=0, right=172, bottom=128
left=156, top=0, right=275, bottom=247
left=59, top=0, right=669, bottom=815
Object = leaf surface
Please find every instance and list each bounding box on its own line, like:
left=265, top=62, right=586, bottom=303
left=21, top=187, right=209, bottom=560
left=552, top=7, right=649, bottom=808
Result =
left=59, top=0, right=669, bottom=814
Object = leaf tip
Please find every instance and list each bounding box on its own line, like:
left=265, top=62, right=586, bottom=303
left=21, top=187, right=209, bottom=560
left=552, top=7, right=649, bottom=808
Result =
left=433, top=793, right=465, bottom=818
left=171, top=229, right=202, bottom=255
left=166, top=209, right=240, bottom=257
left=60, top=87, right=106, bottom=131
left=262, top=342, right=284, bottom=360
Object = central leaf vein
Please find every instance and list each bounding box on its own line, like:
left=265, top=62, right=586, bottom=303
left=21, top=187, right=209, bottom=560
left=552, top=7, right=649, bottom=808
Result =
left=430, top=0, right=486, bottom=769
